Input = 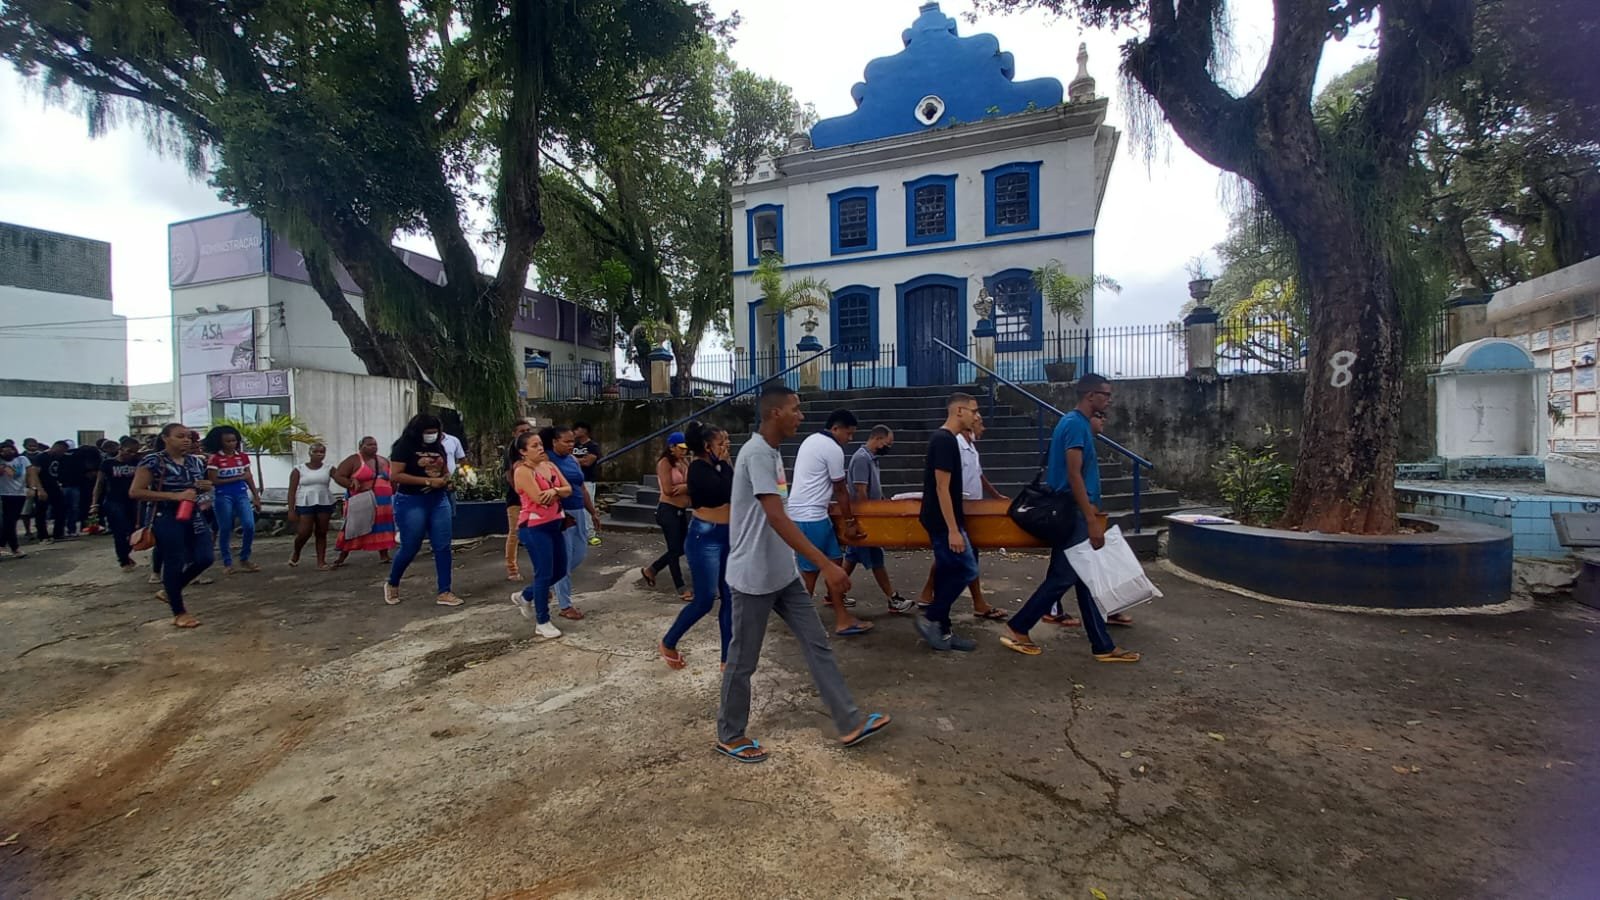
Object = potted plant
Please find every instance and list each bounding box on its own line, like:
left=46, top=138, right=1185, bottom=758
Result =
left=1186, top=256, right=1215, bottom=303
left=1032, top=260, right=1120, bottom=383
left=447, top=462, right=512, bottom=539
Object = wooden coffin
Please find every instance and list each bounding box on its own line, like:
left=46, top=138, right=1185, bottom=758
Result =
left=829, top=498, right=1047, bottom=549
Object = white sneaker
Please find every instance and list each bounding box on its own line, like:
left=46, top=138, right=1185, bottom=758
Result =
left=510, top=591, right=534, bottom=620
left=535, top=621, right=563, bottom=639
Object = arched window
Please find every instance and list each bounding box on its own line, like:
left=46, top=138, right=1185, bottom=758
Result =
left=986, top=270, right=1041, bottom=352
left=831, top=287, right=879, bottom=363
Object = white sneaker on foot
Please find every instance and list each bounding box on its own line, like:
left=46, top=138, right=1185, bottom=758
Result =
left=510, top=591, right=534, bottom=620
left=535, top=621, right=563, bottom=639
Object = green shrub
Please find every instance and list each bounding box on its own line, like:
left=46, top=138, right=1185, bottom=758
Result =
left=1214, top=428, right=1293, bottom=526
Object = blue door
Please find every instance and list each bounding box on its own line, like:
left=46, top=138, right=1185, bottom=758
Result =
left=904, top=283, right=961, bottom=385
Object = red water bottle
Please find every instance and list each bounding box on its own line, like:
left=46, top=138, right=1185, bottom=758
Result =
left=176, top=499, right=196, bottom=522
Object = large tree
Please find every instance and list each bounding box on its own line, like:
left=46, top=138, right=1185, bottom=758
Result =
left=979, top=0, right=1475, bottom=533
left=0, top=0, right=705, bottom=435
left=533, top=38, right=799, bottom=394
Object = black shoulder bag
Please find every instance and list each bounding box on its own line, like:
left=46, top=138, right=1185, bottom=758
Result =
left=1007, top=450, right=1077, bottom=544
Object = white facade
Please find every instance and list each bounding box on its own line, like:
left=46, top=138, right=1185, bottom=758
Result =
left=729, top=4, right=1117, bottom=388
left=0, top=223, right=128, bottom=443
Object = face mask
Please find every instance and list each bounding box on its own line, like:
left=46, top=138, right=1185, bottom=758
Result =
left=423, top=433, right=439, bottom=444
left=875, top=444, right=891, bottom=456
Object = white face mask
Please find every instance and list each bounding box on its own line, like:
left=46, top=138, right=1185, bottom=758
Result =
left=423, top=432, right=439, bottom=444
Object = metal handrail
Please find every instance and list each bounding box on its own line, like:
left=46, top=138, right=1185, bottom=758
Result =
left=596, top=343, right=838, bottom=466
left=932, top=338, right=1153, bottom=533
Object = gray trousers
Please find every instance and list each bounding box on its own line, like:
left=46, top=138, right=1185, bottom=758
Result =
left=717, top=577, right=863, bottom=744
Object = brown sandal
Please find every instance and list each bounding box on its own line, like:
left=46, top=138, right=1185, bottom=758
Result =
left=640, top=566, right=657, bottom=587
left=559, top=607, right=585, bottom=620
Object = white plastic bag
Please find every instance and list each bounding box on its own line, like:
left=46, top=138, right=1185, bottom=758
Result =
left=1063, top=525, right=1163, bottom=618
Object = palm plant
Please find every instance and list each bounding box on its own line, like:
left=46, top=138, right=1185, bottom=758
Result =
left=214, top=415, right=322, bottom=491
left=1032, top=260, right=1121, bottom=373
left=753, top=254, right=831, bottom=316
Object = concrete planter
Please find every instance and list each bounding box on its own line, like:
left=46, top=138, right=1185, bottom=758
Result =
left=1044, top=361, right=1078, bottom=383
left=1167, top=514, right=1512, bottom=609
left=452, top=500, right=508, bottom=540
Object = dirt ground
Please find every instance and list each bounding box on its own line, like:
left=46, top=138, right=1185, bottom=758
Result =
left=1, top=529, right=1598, bottom=899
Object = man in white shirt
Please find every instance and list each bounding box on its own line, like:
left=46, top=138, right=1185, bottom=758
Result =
left=438, top=431, right=468, bottom=475
left=920, top=414, right=1007, bottom=620
left=786, top=409, right=869, bottom=635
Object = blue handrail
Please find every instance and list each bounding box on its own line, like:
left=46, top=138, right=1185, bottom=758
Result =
left=596, top=344, right=838, bottom=467
left=932, top=339, right=1154, bottom=533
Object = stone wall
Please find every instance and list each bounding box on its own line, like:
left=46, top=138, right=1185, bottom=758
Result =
left=525, top=397, right=756, bottom=486
left=1001, top=371, right=1435, bottom=501
left=0, top=222, right=113, bottom=300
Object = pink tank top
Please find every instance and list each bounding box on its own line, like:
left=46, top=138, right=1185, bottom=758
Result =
left=517, top=466, right=565, bottom=527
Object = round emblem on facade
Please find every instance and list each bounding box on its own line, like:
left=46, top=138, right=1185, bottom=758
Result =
left=914, top=95, right=946, bottom=126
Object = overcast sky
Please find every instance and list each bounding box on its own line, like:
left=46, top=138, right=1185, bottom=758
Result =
left=0, top=0, right=1374, bottom=385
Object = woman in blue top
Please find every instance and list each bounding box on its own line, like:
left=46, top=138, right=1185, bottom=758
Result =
left=129, top=423, right=215, bottom=628
left=543, top=425, right=603, bottom=620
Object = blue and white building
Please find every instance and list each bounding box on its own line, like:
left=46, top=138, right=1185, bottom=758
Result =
left=731, top=2, right=1118, bottom=387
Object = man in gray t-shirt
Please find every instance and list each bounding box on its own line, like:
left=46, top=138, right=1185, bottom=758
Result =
left=716, top=383, right=891, bottom=764
left=842, top=425, right=913, bottom=613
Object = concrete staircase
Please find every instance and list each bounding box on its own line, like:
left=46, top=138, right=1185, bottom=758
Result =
left=600, top=386, right=1185, bottom=558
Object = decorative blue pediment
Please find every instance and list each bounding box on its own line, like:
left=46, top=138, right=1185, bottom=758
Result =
left=809, top=2, right=1064, bottom=150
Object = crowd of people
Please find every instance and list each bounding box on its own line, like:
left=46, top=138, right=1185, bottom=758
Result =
left=2, top=375, right=1139, bottom=761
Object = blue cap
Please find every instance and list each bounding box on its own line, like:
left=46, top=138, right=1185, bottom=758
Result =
left=667, top=431, right=687, bottom=447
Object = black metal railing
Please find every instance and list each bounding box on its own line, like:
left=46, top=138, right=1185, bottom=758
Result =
left=932, top=338, right=1155, bottom=534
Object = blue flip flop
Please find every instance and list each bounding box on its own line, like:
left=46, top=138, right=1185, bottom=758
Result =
left=715, top=739, right=768, bottom=764
left=841, top=712, right=891, bottom=748
left=836, top=622, right=874, bottom=636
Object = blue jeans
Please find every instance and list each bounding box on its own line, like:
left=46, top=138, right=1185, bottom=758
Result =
left=389, top=491, right=453, bottom=593
left=552, top=508, right=590, bottom=609
left=213, top=491, right=255, bottom=566
left=1008, top=514, right=1114, bottom=654
left=152, top=509, right=213, bottom=616
left=103, top=500, right=136, bottom=565
left=665, top=518, right=733, bottom=662
left=60, top=486, right=82, bottom=535
left=922, top=529, right=979, bottom=634
left=518, top=521, right=567, bottom=624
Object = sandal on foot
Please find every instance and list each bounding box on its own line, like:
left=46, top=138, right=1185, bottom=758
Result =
left=173, top=614, right=201, bottom=629
left=974, top=607, right=1008, bottom=621
left=836, top=622, right=874, bottom=636
left=1094, top=648, right=1141, bottom=663
left=841, top=712, right=891, bottom=748
left=660, top=642, right=686, bottom=670
left=287, top=559, right=300, bottom=568
left=640, top=566, right=657, bottom=588
left=383, top=584, right=401, bottom=605
left=559, top=607, right=585, bottom=621
left=1000, top=635, right=1043, bottom=656
left=1108, top=613, right=1134, bottom=627
left=506, top=570, right=522, bottom=581
left=1056, top=616, right=1083, bottom=628
left=715, top=739, right=768, bottom=763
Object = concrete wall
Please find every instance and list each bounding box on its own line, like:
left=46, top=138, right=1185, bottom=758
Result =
left=1003, top=371, right=1435, bottom=501
left=1, top=271, right=128, bottom=442
left=525, top=397, right=756, bottom=486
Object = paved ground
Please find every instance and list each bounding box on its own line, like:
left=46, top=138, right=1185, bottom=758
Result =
left=1, top=529, right=1598, bottom=899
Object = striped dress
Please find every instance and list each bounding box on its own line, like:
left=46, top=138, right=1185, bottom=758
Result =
left=336, top=460, right=397, bottom=551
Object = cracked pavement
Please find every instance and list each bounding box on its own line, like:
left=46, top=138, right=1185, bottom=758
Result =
left=1, top=531, right=1598, bottom=898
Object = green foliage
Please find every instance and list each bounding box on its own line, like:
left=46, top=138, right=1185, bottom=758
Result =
left=450, top=462, right=509, bottom=503
left=531, top=35, right=800, bottom=383
left=1032, top=260, right=1120, bottom=322
left=0, top=0, right=707, bottom=434
left=752, top=255, right=830, bottom=315
left=1214, top=430, right=1294, bottom=527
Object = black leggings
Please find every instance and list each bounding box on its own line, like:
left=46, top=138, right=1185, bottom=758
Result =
left=1, top=495, right=23, bottom=552
left=650, top=504, right=689, bottom=589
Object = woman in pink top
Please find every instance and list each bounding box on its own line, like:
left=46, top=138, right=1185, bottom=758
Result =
left=508, top=431, right=571, bottom=638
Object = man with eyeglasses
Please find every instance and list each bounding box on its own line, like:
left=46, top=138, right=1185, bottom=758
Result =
left=1001, top=374, right=1140, bottom=661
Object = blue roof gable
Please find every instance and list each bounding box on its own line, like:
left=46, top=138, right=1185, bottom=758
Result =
left=809, top=3, right=1064, bottom=150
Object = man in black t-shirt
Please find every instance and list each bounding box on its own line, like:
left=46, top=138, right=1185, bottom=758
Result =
left=571, top=422, right=601, bottom=486
left=93, top=438, right=144, bottom=567
left=916, top=393, right=981, bottom=652
left=34, top=441, right=73, bottom=540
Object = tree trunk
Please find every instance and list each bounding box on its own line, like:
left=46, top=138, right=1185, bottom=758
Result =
left=1277, top=208, right=1404, bottom=534
left=672, top=343, right=697, bottom=397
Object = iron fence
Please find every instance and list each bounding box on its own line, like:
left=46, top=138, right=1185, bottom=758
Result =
left=548, top=311, right=1453, bottom=400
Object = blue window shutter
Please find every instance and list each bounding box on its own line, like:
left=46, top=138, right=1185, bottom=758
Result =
left=985, top=269, right=1042, bottom=352
left=904, top=174, right=957, bottom=245
left=828, top=187, right=879, bottom=256
left=982, top=162, right=1042, bottom=236
left=830, top=286, right=880, bottom=362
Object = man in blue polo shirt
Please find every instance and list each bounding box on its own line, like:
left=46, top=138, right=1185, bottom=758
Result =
left=1001, top=373, right=1140, bottom=662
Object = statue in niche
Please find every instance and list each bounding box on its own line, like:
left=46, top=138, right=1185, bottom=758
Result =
left=1468, top=390, right=1509, bottom=443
